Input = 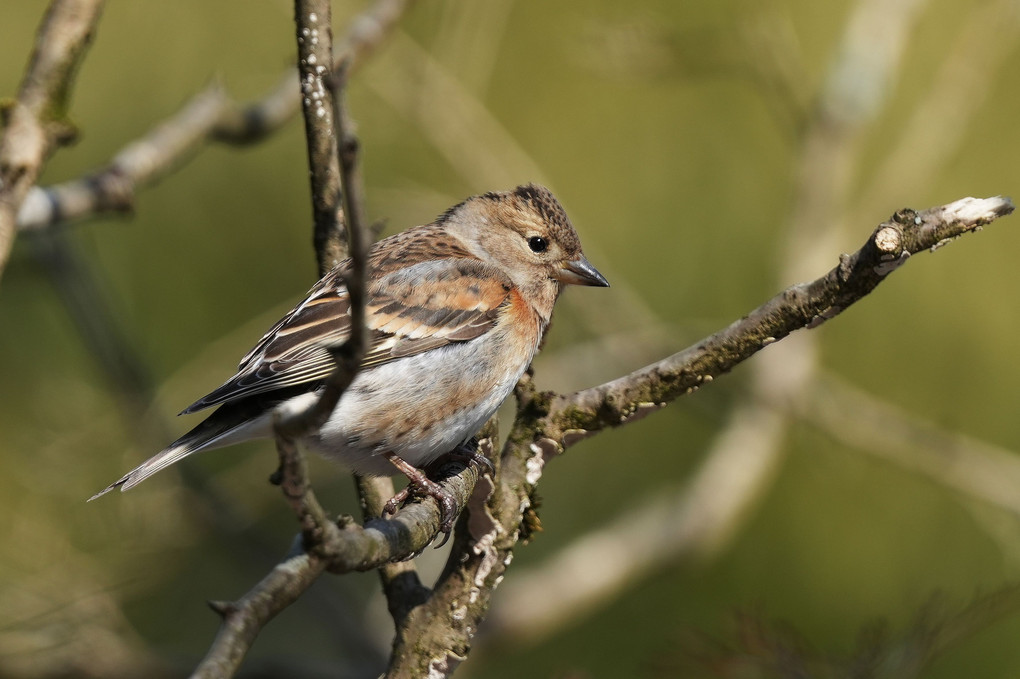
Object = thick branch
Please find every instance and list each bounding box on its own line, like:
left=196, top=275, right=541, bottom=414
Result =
left=0, top=0, right=103, bottom=282
left=541, top=196, right=1014, bottom=448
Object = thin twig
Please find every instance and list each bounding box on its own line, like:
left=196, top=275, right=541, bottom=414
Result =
left=357, top=475, right=430, bottom=624
left=191, top=461, right=483, bottom=677
left=193, top=553, right=329, bottom=679
left=355, top=474, right=427, bottom=616
left=295, top=0, right=345, bottom=275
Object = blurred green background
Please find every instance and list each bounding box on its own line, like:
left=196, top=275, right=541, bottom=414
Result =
left=4, top=0, right=1020, bottom=677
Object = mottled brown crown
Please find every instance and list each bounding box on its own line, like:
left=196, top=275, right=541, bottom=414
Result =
left=438, top=183, right=581, bottom=252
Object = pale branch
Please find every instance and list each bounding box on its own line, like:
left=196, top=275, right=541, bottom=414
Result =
left=367, top=32, right=548, bottom=191
left=618, top=0, right=943, bottom=584
left=211, top=0, right=415, bottom=147
left=17, top=84, right=232, bottom=230
left=538, top=196, right=1015, bottom=448
left=483, top=482, right=729, bottom=645
left=14, top=0, right=415, bottom=234
left=0, top=0, right=104, bottom=283
left=800, top=373, right=1020, bottom=518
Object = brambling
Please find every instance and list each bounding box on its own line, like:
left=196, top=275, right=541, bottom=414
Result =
left=90, top=184, right=608, bottom=527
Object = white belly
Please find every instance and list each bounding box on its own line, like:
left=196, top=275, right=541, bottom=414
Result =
left=305, top=337, right=530, bottom=476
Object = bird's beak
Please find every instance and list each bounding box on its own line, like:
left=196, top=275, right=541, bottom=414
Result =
left=559, top=255, right=610, bottom=287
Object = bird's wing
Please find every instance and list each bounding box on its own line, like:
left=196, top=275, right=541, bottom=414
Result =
left=180, top=256, right=513, bottom=414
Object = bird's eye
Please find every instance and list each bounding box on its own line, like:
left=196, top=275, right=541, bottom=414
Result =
left=528, top=236, right=548, bottom=253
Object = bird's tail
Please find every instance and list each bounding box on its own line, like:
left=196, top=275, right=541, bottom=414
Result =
left=88, top=403, right=269, bottom=501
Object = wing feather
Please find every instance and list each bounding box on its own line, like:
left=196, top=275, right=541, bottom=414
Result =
left=181, top=236, right=513, bottom=414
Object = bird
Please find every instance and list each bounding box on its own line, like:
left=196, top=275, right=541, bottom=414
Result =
left=90, top=184, right=608, bottom=531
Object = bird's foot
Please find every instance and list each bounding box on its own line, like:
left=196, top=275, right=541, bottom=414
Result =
left=382, top=452, right=459, bottom=547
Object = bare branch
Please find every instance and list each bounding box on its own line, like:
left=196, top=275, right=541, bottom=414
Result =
left=17, top=83, right=230, bottom=230
left=329, top=65, right=369, bottom=284
left=422, top=195, right=1012, bottom=672
left=800, top=373, right=1020, bottom=518
left=193, top=552, right=329, bottom=679
left=383, top=440, right=500, bottom=678
left=263, top=0, right=368, bottom=566
left=329, top=64, right=428, bottom=619
left=15, top=0, right=415, bottom=234
left=356, top=475, right=430, bottom=623
left=483, top=362, right=1020, bottom=645
left=541, top=196, right=1013, bottom=450
left=0, top=0, right=104, bottom=282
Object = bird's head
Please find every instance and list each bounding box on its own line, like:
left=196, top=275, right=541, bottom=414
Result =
left=444, top=184, right=609, bottom=298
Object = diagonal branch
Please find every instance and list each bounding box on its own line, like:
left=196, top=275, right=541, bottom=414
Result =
left=483, top=369, right=1020, bottom=646
left=539, top=196, right=1015, bottom=449
left=16, top=84, right=230, bottom=231
left=0, top=0, right=104, bottom=284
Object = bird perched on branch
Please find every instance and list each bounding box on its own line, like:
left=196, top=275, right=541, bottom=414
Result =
left=91, top=184, right=608, bottom=531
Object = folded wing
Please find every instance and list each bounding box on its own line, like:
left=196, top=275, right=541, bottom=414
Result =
left=181, top=256, right=514, bottom=414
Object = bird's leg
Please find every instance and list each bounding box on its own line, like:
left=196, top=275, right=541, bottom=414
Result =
left=382, top=451, right=459, bottom=542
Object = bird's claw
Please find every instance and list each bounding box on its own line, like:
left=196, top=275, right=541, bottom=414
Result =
left=446, top=438, right=495, bottom=477
left=382, top=451, right=461, bottom=548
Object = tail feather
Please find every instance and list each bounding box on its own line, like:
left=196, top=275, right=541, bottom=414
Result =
left=88, top=403, right=273, bottom=501
left=88, top=440, right=201, bottom=500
